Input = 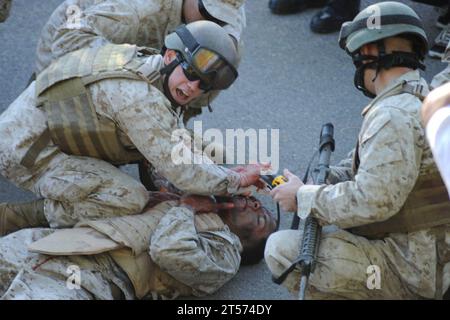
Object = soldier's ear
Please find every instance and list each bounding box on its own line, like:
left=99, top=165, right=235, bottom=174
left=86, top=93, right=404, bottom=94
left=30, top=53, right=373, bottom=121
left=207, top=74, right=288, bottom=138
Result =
left=164, top=49, right=177, bottom=65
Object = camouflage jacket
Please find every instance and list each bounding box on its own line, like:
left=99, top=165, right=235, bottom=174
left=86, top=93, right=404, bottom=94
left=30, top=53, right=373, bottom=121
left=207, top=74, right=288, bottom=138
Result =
left=0, top=199, right=242, bottom=299
left=296, top=70, right=450, bottom=298
left=89, top=77, right=242, bottom=195
left=35, top=0, right=245, bottom=74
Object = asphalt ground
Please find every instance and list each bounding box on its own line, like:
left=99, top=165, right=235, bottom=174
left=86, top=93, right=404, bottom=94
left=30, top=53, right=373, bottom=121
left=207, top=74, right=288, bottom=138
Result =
left=0, top=0, right=446, bottom=300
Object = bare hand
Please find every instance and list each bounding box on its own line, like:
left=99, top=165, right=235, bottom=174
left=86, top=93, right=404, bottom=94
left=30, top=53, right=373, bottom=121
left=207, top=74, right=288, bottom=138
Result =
left=235, top=163, right=272, bottom=190
left=270, top=169, right=304, bottom=212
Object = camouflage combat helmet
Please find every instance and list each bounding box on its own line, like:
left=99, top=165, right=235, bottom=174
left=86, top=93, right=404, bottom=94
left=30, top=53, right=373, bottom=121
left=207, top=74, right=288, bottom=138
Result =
left=163, top=20, right=239, bottom=93
left=338, top=2, right=428, bottom=98
left=339, top=1, right=428, bottom=58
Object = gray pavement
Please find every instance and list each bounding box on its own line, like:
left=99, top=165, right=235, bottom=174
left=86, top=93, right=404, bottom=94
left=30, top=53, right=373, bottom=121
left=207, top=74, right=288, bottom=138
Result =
left=0, top=0, right=446, bottom=300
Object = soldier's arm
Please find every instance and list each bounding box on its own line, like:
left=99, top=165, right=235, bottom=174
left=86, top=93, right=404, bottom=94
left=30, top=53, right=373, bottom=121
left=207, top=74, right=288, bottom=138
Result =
left=222, top=5, right=246, bottom=48
left=149, top=206, right=241, bottom=297
left=327, top=149, right=356, bottom=184
left=49, top=0, right=140, bottom=63
left=111, top=81, right=241, bottom=195
left=296, top=108, right=421, bottom=229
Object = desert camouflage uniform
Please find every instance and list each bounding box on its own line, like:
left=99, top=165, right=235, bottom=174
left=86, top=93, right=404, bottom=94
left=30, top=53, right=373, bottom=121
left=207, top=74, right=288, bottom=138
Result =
left=0, top=199, right=242, bottom=300
left=0, top=68, right=241, bottom=228
left=0, top=0, right=11, bottom=23
left=265, top=71, right=450, bottom=299
left=35, top=0, right=246, bottom=73
left=34, top=0, right=246, bottom=120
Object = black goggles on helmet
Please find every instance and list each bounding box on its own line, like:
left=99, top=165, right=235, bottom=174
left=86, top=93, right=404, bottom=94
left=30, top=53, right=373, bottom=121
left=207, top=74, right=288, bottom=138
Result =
left=175, top=25, right=238, bottom=91
left=177, top=53, right=213, bottom=92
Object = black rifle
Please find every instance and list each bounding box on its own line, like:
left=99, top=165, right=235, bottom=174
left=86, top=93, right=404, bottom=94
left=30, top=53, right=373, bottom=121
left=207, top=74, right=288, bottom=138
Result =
left=273, top=123, right=335, bottom=300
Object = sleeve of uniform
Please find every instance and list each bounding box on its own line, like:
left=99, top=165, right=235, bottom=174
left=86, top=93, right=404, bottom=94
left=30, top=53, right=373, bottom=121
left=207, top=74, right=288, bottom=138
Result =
left=112, top=82, right=241, bottom=195
left=327, top=149, right=355, bottom=184
left=296, top=107, right=422, bottom=229
left=223, top=5, right=246, bottom=45
left=50, top=0, right=140, bottom=62
left=149, top=206, right=242, bottom=296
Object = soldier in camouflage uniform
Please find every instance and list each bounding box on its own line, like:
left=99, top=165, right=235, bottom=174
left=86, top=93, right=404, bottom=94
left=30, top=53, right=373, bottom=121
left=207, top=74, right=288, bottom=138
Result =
left=0, top=21, right=267, bottom=236
left=266, top=2, right=450, bottom=299
left=0, top=0, right=11, bottom=23
left=35, top=0, right=246, bottom=120
left=0, top=193, right=277, bottom=300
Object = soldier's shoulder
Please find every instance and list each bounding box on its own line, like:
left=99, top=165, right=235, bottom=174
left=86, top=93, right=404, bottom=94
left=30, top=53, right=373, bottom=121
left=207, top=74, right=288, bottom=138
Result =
left=361, top=100, right=421, bottom=145
left=370, top=93, right=421, bottom=126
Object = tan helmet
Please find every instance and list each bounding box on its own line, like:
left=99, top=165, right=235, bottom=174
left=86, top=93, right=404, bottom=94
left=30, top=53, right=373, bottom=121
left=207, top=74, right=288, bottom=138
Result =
left=337, top=1, right=428, bottom=98
left=339, top=1, right=428, bottom=58
left=164, top=20, right=239, bottom=91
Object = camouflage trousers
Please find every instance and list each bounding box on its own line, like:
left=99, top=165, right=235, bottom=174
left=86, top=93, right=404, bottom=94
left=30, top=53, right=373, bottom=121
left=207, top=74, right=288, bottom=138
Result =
left=265, top=228, right=450, bottom=300
left=0, top=229, right=134, bottom=300
left=30, top=154, right=150, bottom=228
left=0, top=82, right=149, bottom=229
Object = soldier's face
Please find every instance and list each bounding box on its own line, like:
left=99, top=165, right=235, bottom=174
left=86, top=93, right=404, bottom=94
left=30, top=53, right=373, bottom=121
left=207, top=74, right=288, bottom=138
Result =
left=221, top=197, right=277, bottom=242
left=164, top=50, right=204, bottom=105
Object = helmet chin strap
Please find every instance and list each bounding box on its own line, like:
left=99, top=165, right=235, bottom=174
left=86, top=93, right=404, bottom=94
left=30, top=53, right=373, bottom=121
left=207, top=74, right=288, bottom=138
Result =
left=160, top=58, right=183, bottom=108
left=352, top=40, right=426, bottom=99
left=353, top=58, right=379, bottom=99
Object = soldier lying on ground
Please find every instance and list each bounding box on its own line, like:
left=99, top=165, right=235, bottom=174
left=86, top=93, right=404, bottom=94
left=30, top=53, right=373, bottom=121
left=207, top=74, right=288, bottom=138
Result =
left=267, top=2, right=450, bottom=299
left=0, top=192, right=277, bottom=300
left=0, top=21, right=267, bottom=236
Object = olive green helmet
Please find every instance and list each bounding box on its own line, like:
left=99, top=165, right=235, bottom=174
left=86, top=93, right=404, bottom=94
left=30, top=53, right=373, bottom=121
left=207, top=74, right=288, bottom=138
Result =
left=339, top=1, right=428, bottom=58
left=164, top=20, right=239, bottom=91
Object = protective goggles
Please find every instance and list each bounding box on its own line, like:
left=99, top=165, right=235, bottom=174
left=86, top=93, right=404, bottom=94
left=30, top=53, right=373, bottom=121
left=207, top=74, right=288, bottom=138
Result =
left=175, top=25, right=238, bottom=91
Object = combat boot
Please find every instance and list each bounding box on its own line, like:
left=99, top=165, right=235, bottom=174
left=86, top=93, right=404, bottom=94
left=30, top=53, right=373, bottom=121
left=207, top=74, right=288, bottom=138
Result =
left=0, top=199, right=48, bottom=236
left=269, top=0, right=327, bottom=15
left=310, top=0, right=360, bottom=34
left=0, top=0, right=12, bottom=23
